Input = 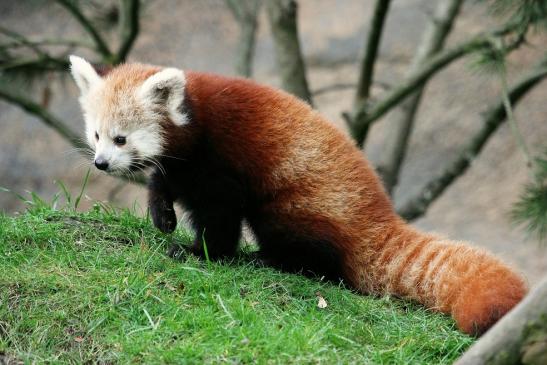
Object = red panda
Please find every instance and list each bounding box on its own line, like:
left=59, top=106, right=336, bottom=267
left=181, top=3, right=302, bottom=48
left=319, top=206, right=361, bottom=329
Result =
left=69, top=55, right=527, bottom=336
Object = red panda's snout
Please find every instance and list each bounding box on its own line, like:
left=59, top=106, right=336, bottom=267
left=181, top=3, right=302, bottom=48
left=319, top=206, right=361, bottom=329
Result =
left=94, top=157, right=109, bottom=171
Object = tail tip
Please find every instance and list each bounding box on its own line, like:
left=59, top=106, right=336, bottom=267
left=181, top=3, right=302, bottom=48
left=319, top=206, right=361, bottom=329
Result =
left=453, top=272, right=527, bottom=336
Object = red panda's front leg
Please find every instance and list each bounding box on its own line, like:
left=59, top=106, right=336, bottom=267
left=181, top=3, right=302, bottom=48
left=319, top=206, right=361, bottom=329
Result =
left=183, top=174, right=246, bottom=260
left=148, top=168, right=177, bottom=234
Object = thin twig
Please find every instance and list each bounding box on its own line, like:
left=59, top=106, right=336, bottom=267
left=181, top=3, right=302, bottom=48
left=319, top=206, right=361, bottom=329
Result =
left=0, top=38, right=95, bottom=50
left=115, top=0, right=140, bottom=63
left=225, top=0, right=261, bottom=77
left=353, top=0, right=392, bottom=106
left=499, top=58, right=533, bottom=169
left=312, top=82, right=356, bottom=97
left=376, top=0, right=464, bottom=194
left=0, top=85, right=86, bottom=150
left=0, top=57, right=68, bottom=72
left=0, top=26, right=69, bottom=72
left=349, top=25, right=515, bottom=147
left=107, top=180, right=127, bottom=202
left=216, top=294, right=235, bottom=322
left=312, top=80, right=392, bottom=97
left=55, top=0, right=113, bottom=60
left=266, top=0, right=313, bottom=105
left=0, top=25, right=50, bottom=57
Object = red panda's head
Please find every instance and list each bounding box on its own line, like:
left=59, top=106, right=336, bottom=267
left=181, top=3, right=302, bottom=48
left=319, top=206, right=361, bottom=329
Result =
left=69, top=55, right=188, bottom=175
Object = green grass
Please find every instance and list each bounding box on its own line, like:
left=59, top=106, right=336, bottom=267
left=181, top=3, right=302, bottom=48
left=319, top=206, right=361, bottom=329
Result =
left=0, top=201, right=473, bottom=364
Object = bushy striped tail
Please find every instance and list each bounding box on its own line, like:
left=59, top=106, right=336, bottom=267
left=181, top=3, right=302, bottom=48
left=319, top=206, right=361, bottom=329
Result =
left=361, top=224, right=528, bottom=336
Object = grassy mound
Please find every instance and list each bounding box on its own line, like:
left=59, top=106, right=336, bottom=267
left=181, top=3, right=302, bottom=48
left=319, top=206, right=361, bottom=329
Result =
left=0, top=203, right=473, bottom=364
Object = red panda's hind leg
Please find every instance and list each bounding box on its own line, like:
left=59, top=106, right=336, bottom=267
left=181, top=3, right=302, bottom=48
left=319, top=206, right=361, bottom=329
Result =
left=183, top=177, right=245, bottom=261
left=188, top=213, right=243, bottom=260
left=253, top=228, right=345, bottom=282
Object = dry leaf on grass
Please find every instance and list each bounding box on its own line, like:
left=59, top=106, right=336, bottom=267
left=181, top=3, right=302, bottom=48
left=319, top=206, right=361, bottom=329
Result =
left=316, top=292, right=328, bottom=309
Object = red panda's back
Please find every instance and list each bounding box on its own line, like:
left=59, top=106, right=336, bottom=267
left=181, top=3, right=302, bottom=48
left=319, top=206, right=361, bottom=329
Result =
left=185, top=71, right=397, bottom=248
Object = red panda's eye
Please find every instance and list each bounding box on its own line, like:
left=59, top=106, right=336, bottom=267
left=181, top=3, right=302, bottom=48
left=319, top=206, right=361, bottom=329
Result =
left=95, top=132, right=99, bottom=141
left=114, top=136, right=126, bottom=146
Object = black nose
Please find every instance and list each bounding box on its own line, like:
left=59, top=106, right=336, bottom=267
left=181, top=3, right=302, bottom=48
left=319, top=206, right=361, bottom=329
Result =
left=94, top=158, right=109, bottom=171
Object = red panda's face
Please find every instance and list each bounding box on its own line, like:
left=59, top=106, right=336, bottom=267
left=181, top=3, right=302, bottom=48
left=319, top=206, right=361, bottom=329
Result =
left=69, top=56, right=188, bottom=175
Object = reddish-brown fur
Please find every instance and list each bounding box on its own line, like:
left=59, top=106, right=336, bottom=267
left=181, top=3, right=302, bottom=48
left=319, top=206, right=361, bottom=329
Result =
left=90, top=64, right=528, bottom=336
left=181, top=71, right=526, bottom=336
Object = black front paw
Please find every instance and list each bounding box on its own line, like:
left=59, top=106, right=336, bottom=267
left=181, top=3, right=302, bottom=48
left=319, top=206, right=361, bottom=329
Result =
left=150, top=204, right=177, bottom=233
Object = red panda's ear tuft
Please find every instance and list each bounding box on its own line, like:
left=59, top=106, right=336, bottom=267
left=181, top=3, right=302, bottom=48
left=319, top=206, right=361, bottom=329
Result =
left=138, top=68, right=188, bottom=126
left=69, top=55, right=103, bottom=96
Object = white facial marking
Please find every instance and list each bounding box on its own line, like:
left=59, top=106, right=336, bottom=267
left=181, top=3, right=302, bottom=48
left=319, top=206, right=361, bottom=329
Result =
left=131, top=126, right=163, bottom=158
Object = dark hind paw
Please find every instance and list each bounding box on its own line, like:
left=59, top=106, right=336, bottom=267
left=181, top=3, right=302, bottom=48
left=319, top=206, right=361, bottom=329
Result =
left=166, top=242, right=189, bottom=260
left=244, top=251, right=281, bottom=269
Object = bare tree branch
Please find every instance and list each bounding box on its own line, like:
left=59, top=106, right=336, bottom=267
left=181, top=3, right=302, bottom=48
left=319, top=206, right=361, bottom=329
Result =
left=0, top=38, right=94, bottom=51
left=55, top=0, right=113, bottom=60
left=0, top=0, right=146, bottom=189
left=0, top=25, right=52, bottom=58
left=312, top=82, right=356, bottom=96
left=0, top=57, right=68, bottom=73
left=226, top=0, right=261, bottom=77
left=312, top=80, right=392, bottom=97
left=377, top=0, right=464, bottom=195
left=348, top=26, right=513, bottom=147
left=0, top=86, right=86, bottom=150
left=398, top=58, right=547, bottom=221
left=353, top=0, right=392, bottom=106
left=266, top=0, right=312, bottom=105
left=455, top=276, right=547, bottom=365
left=115, top=0, right=140, bottom=63
left=0, top=25, right=70, bottom=72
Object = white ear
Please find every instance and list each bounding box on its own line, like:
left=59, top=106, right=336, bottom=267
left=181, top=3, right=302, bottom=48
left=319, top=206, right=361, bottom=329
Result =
left=69, top=55, right=102, bottom=95
left=138, top=68, right=187, bottom=126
